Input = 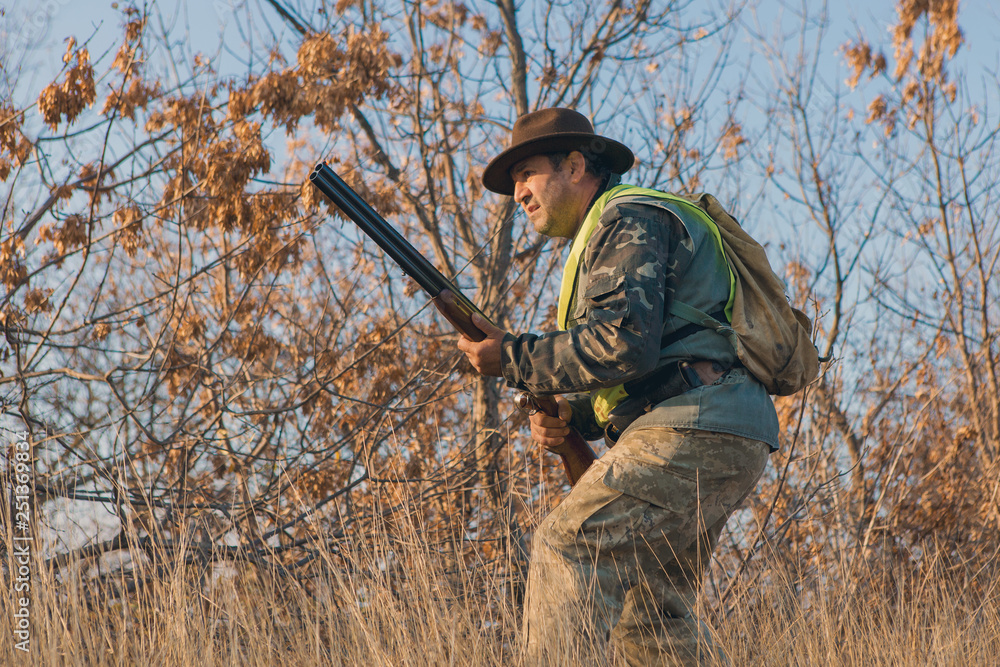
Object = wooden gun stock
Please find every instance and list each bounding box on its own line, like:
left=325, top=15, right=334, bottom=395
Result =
left=436, top=291, right=597, bottom=485
left=515, top=394, right=597, bottom=485
left=550, top=430, right=597, bottom=485
left=310, top=162, right=597, bottom=485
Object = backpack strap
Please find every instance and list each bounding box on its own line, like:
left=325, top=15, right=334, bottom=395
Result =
left=668, top=300, right=739, bottom=352
left=660, top=307, right=728, bottom=349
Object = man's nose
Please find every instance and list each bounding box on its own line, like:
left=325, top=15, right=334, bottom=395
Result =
left=514, top=181, right=529, bottom=205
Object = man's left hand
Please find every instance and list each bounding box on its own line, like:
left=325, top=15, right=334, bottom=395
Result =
left=457, top=313, right=507, bottom=377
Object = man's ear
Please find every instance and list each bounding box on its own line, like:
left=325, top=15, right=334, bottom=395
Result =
left=566, top=151, right=588, bottom=183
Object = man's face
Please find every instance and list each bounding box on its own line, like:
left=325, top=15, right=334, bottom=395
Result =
left=510, top=154, right=582, bottom=239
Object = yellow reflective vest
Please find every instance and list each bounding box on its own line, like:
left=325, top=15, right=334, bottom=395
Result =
left=557, top=185, right=736, bottom=426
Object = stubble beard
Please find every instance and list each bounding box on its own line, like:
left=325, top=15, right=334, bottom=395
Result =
left=527, top=175, right=577, bottom=239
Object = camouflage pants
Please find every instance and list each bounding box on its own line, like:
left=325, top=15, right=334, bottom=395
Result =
left=523, top=427, right=769, bottom=666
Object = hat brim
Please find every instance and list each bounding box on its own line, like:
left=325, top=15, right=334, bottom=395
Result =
left=482, top=133, right=634, bottom=196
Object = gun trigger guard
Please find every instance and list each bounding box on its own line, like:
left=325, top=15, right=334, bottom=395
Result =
left=514, top=393, right=538, bottom=415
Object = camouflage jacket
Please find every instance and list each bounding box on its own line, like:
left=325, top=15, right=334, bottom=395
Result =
left=500, top=191, right=780, bottom=447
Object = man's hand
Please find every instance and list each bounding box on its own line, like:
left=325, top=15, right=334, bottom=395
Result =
left=456, top=312, right=507, bottom=377
left=529, top=395, right=573, bottom=450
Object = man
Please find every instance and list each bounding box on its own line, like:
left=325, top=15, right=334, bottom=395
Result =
left=457, top=108, right=778, bottom=665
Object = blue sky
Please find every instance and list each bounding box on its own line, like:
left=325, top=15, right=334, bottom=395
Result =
left=6, top=0, right=998, bottom=97
left=3, top=0, right=997, bottom=552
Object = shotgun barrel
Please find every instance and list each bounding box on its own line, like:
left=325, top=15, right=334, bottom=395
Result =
left=310, top=163, right=486, bottom=342
left=308, top=162, right=597, bottom=484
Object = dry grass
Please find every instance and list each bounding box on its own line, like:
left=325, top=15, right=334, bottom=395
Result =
left=716, top=556, right=1000, bottom=667
left=4, top=515, right=1000, bottom=666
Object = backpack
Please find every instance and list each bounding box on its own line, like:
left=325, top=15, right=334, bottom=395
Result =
left=669, top=193, right=819, bottom=395
left=566, top=185, right=821, bottom=428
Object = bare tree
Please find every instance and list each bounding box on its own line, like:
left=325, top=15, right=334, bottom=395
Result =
left=0, top=0, right=750, bottom=601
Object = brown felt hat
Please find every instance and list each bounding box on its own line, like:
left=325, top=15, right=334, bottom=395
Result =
left=482, top=108, right=634, bottom=196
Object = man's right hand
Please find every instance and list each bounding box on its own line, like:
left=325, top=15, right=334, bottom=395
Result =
left=529, top=395, right=574, bottom=450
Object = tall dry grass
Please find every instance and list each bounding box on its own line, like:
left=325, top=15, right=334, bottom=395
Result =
left=4, top=506, right=1000, bottom=667
left=714, top=550, right=1000, bottom=666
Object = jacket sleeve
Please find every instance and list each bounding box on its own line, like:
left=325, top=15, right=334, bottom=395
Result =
left=500, top=202, right=687, bottom=395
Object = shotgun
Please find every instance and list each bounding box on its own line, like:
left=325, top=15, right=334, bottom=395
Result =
left=309, top=162, right=597, bottom=484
